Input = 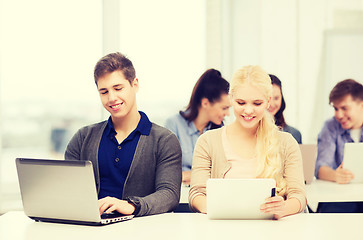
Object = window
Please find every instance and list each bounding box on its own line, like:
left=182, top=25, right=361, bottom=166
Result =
left=118, top=0, right=207, bottom=125
left=0, top=0, right=102, bottom=211
left=0, top=0, right=206, bottom=213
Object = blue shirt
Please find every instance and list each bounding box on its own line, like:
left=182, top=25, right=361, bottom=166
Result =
left=98, top=111, right=152, bottom=199
left=165, top=113, right=216, bottom=171
left=283, top=124, right=302, bottom=144
left=315, top=117, right=363, bottom=177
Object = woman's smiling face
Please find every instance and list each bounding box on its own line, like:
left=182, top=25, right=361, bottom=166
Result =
left=231, top=83, right=270, bottom=130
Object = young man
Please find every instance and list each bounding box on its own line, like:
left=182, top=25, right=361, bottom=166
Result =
left=65, top=52, right=182, bottom=217
left=315, top=79, right=363, bottom=212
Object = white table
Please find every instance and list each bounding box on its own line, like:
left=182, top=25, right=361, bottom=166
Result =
left=1, top=211, right=363, bottom=240
left=306, top=179, right=363, bottom=212
left=180, top=185, right=189, bottom=203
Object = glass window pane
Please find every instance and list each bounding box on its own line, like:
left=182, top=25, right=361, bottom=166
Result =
left=118, top=0, right=206, bottom=125
left=0, top=0, right=102, bottom=212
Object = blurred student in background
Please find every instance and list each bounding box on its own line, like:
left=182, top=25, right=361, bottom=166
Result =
left=268, top=74, right=302, bottom=143
left=315, top=79, right=363, bottom=213
left=189, top=66, right=306, bottom=219
left=165, top=69, right=230, bottom=186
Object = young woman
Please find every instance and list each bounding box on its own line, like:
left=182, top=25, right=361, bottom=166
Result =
left=165, top=69, right=230, bottom=186
left=268, top=74, right=302, bottom=143
left=189, top=66, right=306, bottom=219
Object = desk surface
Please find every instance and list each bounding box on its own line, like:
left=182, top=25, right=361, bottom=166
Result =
left=180, top=185, right=189, bottom=203
left=306, top=179, right=363, bottom=211
left=1, top=211, right=362, bottom=240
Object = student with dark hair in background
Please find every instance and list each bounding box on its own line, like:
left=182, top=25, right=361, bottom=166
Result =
left=268, top=74, right=302, bottom=143
left=65, top=52, right=182, bottom=217
left=315, top=79, right=363, bottom=213
left=165, top=69, right=230, bottom=186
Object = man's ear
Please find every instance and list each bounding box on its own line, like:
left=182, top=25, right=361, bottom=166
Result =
left=132, top=78, right=139, bottom=92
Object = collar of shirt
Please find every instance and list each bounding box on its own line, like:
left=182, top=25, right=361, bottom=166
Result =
left=337, top=124, right=350, bottom=137
left=186, top=121, right=212, bottom=136
left=105, top=111, right=152, bottom=139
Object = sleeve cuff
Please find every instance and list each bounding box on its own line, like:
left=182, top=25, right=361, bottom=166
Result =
left=126, top=196, right=141, bottom=216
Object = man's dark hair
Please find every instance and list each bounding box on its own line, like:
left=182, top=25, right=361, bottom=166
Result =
left=94, top=52, right=136, bottom=85
left=329, top=79, right=363, bottom=104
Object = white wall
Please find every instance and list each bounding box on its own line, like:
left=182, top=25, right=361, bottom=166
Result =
left=221, top=0, right=363, bottom=143
left=116, top=0, right=207, bottom=125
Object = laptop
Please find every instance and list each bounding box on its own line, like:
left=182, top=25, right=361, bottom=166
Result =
left=342, top=142, right=363, bottom=183
left=299, top=144, right=317, bottom=184
left=206, top=178, right=276, bottom=220
left=16, top=158, right=134, bottom=226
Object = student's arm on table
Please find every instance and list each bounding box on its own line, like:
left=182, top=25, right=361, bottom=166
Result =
left=263, top=133, right=306, bottom=220
left=315, top=121, right=354, bottom=184
left=261, top=197, right=301, bottom=220
left=191, top=195, right=207, bottom=214
left=98, top=197, right=135, bottom=215
left=318, top=164, right=354, bottom=184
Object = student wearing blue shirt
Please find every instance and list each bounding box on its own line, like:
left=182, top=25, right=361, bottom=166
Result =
left=268, top=74, right=302, bottom=143
left=315, top=79, right=363, bottom=212
left=165, top=69, right=230, bottom=186
left=65, top=52, right=182, bottom=217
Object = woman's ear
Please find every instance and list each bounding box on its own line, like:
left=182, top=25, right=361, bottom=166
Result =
left=267, top=97, right=271, bottom=109
left=201, top=98, right=210, bottom=108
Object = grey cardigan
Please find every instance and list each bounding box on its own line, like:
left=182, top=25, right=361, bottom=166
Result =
left=65, top=120, right=182, bottom=217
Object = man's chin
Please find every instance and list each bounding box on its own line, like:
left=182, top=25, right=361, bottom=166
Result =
left=340, top=123, right=351, bottom=130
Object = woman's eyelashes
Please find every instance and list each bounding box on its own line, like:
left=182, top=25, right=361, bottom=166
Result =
left=236, top=100, right=263, bottom=106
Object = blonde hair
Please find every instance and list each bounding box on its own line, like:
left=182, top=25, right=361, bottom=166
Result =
left=231, top=65, right=287, bottom=196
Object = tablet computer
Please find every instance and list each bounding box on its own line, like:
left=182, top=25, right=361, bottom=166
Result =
left=342, top=143, right=363, bottom=183
left=206, top=178, right=276, bottom=220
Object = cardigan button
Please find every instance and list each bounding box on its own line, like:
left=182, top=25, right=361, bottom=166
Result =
left=115, top=158, right=120, bottom=163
